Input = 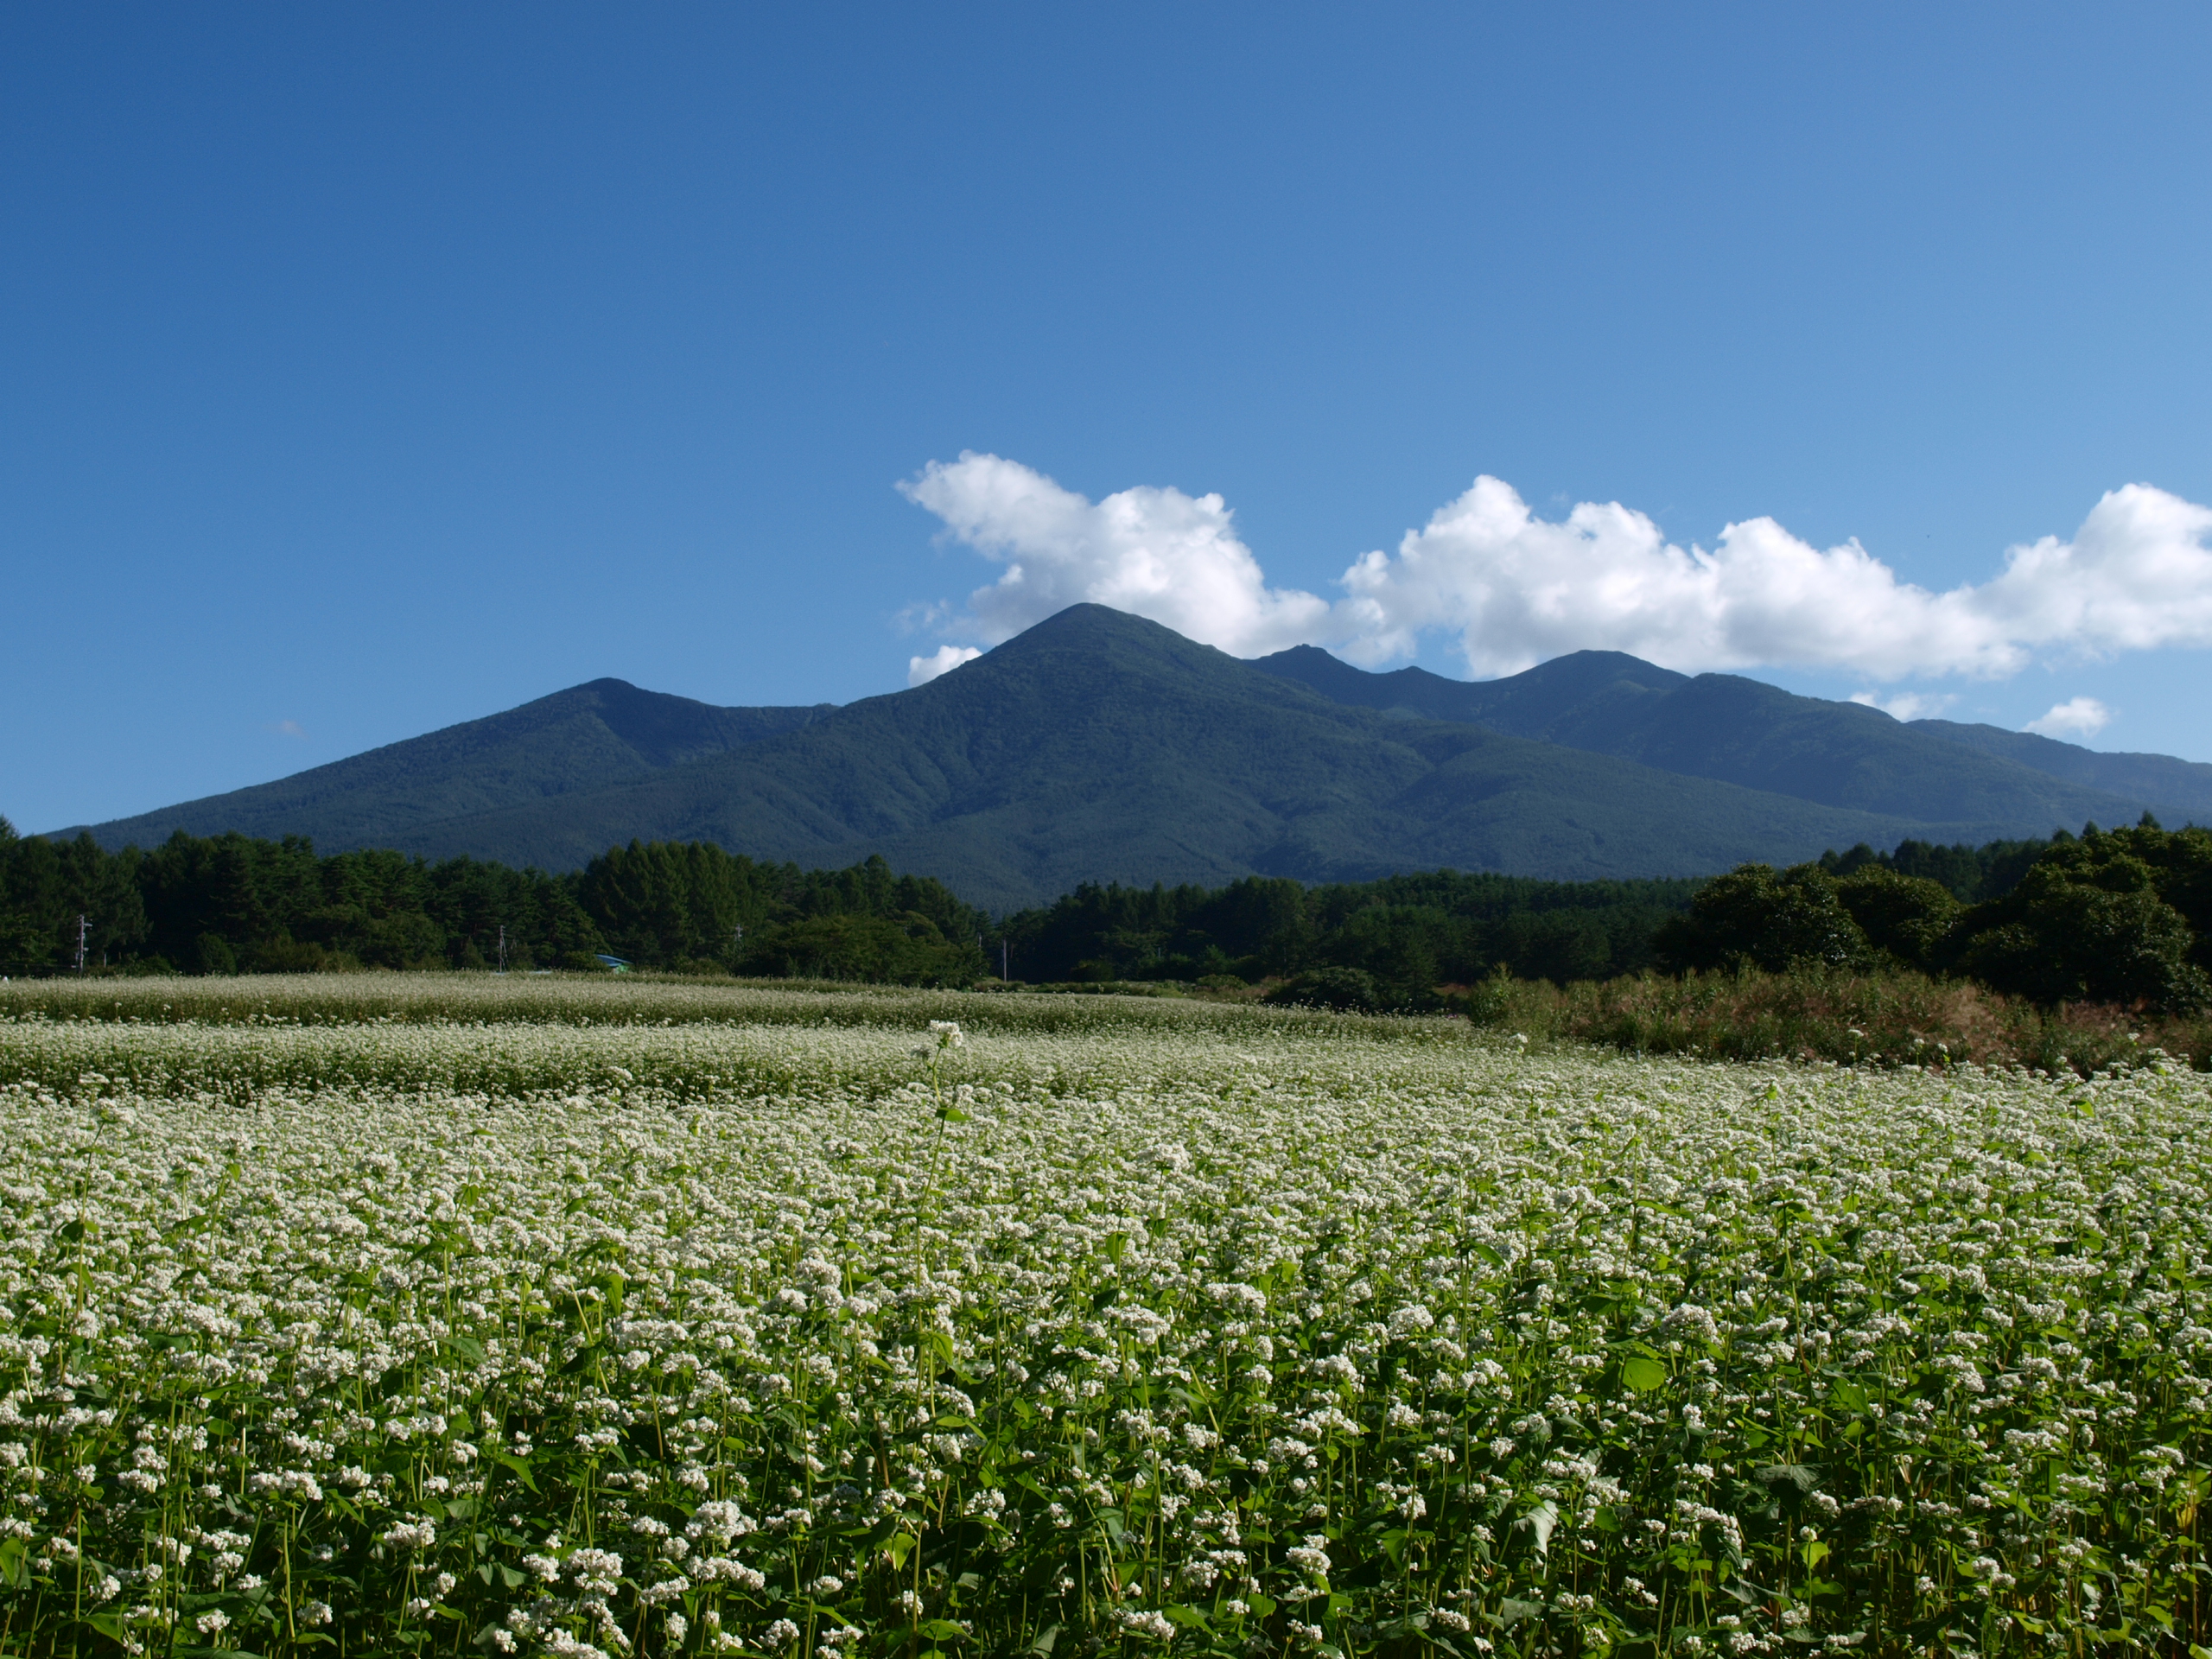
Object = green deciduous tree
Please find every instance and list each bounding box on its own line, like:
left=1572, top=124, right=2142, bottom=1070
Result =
left=1656, top=863, right=1872, bottom=975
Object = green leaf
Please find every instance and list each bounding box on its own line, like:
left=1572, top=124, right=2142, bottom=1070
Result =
left=1164, top=1605, right=1210, bottom=1630
left=1522, top=1499, right=1559, bottom=1558
left=1620, top=1355, right=1668, bottom=1393
left=1494, top=1597, right=1545, bottom=1629
left=919, top=1620, right=968, bottom=1642
left=1029, top=1627, right=1061, bottom=1656
left=886, top=1532, right=918, bottom=1570
left=1755, top=1463, right=1821, bottom=1494
left=490, top=1452, right=537, bottom=1492
left=1246, top=1594, right=1277, bottom=1619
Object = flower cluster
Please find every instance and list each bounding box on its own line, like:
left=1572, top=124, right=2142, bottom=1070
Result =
left=1, top=980, right=2209, bottom=1657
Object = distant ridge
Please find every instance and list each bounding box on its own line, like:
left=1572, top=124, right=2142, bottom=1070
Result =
left=63, top=678, right=835, bottom=855
left=1908, top=719, right=2212, bottom=827
left=1252, top=645, right=2172, bottom=830
left=58, top=607, right=2201, bottom=909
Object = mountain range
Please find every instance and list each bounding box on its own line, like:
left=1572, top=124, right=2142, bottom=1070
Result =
left=55, top=605, right=2209, bottom=911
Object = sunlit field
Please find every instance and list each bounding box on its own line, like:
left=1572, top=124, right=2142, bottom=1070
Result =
left=3, top=976, right=2209, bottom=1657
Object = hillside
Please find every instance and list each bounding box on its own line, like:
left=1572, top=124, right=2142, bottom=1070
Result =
left=269, top=607, right=2041, bottom=909
left=66, top=679, right=834, bottom=855
left=62, top=607, right=2194, bottom=910
left=1910, top=719, right=2212, bottom=827
left=1251, top=645, right=2162, bottom=829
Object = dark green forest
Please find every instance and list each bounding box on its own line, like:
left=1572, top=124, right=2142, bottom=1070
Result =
left=0, top=818, right=989, bottom=985
left=998, top=870, right=1700, bottom=988
left=1656, top=817, right=2212, bottom=1014
left=6, top=812, right=2207, bottom=1016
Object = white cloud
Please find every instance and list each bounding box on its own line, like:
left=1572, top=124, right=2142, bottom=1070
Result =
left=2024, top=696, right=2113, bottom=740
left=267, top=720, right=308, bottom=739
left=908, top=644, right=982, bottom=687
left=899, top=455, right=2212, bottom=685
left=1848, top=690, right=1955, bottom=722
left=898, top=452, right=1330, bottom=658
left=1339, top=477, right=2212, bottom=679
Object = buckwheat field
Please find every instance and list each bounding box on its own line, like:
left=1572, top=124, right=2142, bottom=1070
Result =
left=3, top=977, right=2209, bottom=1659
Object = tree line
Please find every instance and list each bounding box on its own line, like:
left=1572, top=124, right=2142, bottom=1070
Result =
left=991, top=823, right=2211, bottom=1015
left=1659, top=817, right=2212, bottom=1014
left=6, top=813, right=2204, bottom=1014
left=0, top=821, right=988, bottom=984
left=997, top=869, right=1700, bottom=994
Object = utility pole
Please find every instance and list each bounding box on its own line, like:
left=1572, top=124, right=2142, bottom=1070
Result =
left=498, top=925, right=507, bottom=973
left=75, top=914, right=89, bottom=976
left=1001, top=938, right=1008, bottom=982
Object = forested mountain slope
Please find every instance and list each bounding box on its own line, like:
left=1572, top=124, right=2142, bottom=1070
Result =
left=67, top=678, right=834, bottom=854
left=328, top=607, right=2041, bottom=909
left=1250, top=645, right=2163, bottom=829
left=1910, top=719, right=2212, bottom=826
left=57, top=608, right=2194, bottom=911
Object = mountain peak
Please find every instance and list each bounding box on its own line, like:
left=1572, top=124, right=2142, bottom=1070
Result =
left=62, top=605, right=2202, bottom=909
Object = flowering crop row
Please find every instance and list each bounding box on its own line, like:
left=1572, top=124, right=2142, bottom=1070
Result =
left=3, top=982, right=2209, bottom=1658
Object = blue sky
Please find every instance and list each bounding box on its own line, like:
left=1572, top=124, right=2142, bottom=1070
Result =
left=6, top=3, right=2209, bottom=832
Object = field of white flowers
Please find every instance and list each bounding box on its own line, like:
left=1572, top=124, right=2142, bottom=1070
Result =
left=3, top=976, right=2209, bottom=1659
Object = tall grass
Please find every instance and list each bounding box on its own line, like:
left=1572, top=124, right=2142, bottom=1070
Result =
left=1461, top=966, right=2212, bottom=1076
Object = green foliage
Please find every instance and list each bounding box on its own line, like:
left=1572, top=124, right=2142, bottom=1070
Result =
left=1002, top=868, right=1698, bottom=990
left=1262, top=963, right=1396, bottom=1012
left=1831, top=866, right=1961, bottom=961
left=0, top=830, right=149, bottom=973
left=0, top=830, right=982, bottom=983
left=1458, top=964, right=2212, bottom=1076
left=4, top=981, right=2212, bottom=1656
left=1655, top=863, right=1872, bottom=973
left=1949, top=822, right=2212, bottom=1010
left=735, top=911, right=981, bottom=986
left=1662, top=825, right=2212, bottom=1014
left=12, top=798, right=2212, bottom=1025
left=1820, top=833, right=2056, bottom=901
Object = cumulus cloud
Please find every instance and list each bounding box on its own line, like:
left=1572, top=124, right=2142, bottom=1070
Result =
left=1339, top=477, right=2212, bottom=679
left=2025, top=696, right=2113, bottom=740
left=1848, top=690, right=1955, bottom=722
left=899, top=454, right=2212, bottom=685
left=268, top=720, right=308, bottom=739
left=898, top=453, right=1330, bottom=658
left=908, top=644, right=983, bottom=687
